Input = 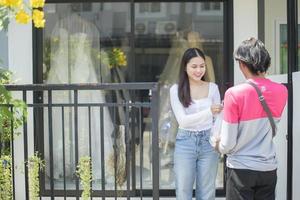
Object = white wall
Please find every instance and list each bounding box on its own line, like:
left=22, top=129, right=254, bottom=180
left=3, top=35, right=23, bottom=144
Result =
left=8, top=18, right=34, bottom=199
left=268, top=72, right=300, bottom=200
left=268, top=74, right=287, bottom=200
left=8, top=22, right=33, bottom=83
left=292, top=71, right=300, bottom=200
left=233, top=0, right=258, bottom=84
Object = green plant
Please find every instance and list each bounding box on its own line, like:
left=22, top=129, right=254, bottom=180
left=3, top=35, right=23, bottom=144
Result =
left=27, top=152, right=44, bottom=200
left=0, top=68, right=27, bottom=155
left=76, top=156, right=92, bottom=200
left=0, top=6, right=9, bottom=31
left=0, top=68, right=28, bottom=199
left=0, top=155, right=12, bottom=200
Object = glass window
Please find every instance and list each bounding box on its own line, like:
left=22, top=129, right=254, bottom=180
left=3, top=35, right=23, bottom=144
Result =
left=42, top=2, right=131, bottom=191
left=0, top=30, right=8, bottom=68
left=136, top=3, right=166, bottom=18
left=43, top=3, right=130, bottom=84
left=198, top=2, right=223, bottom=15
left=276, top=23, right=300, bottom=73
left=263, top=0, right=287, bottom=75
left=134, top=1, right=224, bottom=191
left=41, top=1, right=226, bottom=195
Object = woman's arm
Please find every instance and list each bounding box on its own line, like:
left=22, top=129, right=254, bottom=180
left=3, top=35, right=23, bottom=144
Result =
left=211, top=83, right=223, bottom=135
left=211, top=83, right=221, bottom=104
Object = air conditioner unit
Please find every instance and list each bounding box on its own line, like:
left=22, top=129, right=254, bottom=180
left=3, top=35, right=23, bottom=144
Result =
left=156, top=21, right=177, bottom=35
left=135, top=22, right=148, bottom=35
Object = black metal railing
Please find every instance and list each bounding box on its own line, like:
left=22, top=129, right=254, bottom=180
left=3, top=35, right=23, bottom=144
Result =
left=1, top=82, right=159, bottom=199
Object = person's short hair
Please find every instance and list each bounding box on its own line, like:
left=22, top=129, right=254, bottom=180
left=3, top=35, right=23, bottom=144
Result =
left=234, top=37, right=271, bottom=75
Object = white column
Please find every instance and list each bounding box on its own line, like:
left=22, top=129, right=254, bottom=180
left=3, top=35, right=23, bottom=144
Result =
left=8, top=22, right=32, bottom=84
left=8, top=15, right=34, bottom=200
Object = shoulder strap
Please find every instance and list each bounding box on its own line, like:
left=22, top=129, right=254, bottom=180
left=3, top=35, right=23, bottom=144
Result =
left=247, top=81, right=277, bottom=137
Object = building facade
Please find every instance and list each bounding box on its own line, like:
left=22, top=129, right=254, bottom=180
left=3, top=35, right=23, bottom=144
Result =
left=1, top=0, right=299, bottom=199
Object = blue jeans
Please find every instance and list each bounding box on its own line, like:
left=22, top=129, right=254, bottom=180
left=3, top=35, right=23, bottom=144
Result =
left=174, top=129, right=219, bottom=200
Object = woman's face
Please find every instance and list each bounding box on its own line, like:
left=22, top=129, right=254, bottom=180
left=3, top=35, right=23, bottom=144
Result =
left=186, top=56, right=206, bottom=82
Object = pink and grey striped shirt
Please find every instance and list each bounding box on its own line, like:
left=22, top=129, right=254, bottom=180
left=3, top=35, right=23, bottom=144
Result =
left=219, top=77, right=287, bottom=171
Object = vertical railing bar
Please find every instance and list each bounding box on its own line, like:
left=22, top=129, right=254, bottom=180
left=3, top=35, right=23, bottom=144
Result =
left=38, top=102, right=42, bottom=200
left=0, top=107, right=2, bottom=155
left=139, top=106, right=143, bottom=199
left=113, top=106, right=117, bottom=200
left=151, top=86, right=159, bottom=200
left=10, top=106, right=16, bottom=200
left=37, top=91, right=46, bottom=199
left=23, top=90, right=29, bottom=200
left=61, top=106, right=67, bottom=200
left=125, top=102, right=130, bottom=200
left=131, top=106, right=136, bottom=194
left=88, top=106, right=93, bottom=200
left=74, top=90, right=80, bottom=200
left=100, top=106, right=105, bottom=200
left=47, top=90, right=54, bottom=200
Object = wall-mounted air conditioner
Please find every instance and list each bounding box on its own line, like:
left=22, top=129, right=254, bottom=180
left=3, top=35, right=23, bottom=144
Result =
left=156, top=21, right=177, bottom=35
left=135, top=22, right=148, bottom=35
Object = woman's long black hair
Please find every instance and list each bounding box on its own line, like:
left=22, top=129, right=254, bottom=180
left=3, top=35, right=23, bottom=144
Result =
left=178, top=48, right=206, bottom=107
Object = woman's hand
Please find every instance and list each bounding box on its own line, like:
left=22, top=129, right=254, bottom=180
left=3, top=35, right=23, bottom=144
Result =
left=210, top=135, right=221, bottom=153
left=211, top=104, right=223, bottom=115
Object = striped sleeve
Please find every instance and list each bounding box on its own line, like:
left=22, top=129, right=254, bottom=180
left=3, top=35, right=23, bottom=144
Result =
left=218, top=89, right=239, bottom=154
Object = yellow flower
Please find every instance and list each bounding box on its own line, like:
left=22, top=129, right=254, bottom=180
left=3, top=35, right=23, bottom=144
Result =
left=0, top=0, right=5, bottom=6
left=15, top=10, right=30, bottom=24
left=32, top=9, right=45, bottom=28
left=3, top=0, right=22, bottom=7
left=30, top=0, right=44, bottom=8
left=32, top=9, right=44, bottom=20
left=33, top=18, right=45, bottom=28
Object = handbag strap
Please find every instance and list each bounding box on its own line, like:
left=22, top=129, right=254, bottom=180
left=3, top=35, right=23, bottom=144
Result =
left=247, top=81, right=277, bottom=137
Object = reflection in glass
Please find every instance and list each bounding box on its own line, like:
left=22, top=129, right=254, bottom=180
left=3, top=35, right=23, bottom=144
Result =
left=278, top=24, right=300, bottom=73
left=43, top=2, right=130, bottom=190
left=41, top=1, right=225, bottom=193
left=135, top=2, right=224, bottom=190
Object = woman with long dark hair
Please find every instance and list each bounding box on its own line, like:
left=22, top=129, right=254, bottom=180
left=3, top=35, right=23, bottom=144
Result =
left=170, top=48, right=222, bottom=200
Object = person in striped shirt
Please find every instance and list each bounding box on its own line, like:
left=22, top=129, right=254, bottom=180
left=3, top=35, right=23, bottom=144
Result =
left=213, top=38, right=288, bottom=200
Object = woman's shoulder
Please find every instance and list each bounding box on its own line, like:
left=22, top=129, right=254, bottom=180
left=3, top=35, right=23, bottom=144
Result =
left=170, top=84, right=178, bottom=92
left=208, top=82, right=218, bottom=88
left=208, top=82, right=220, bottom=91
left=207, top=82, right=220, bottom=97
